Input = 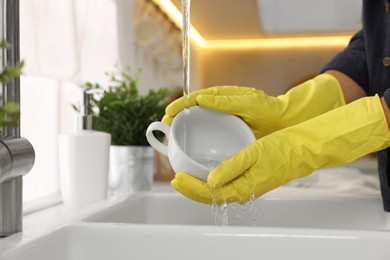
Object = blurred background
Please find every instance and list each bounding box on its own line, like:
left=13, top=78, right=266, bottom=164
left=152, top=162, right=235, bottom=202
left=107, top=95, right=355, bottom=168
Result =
left=19, top=0, right=363, bottom=205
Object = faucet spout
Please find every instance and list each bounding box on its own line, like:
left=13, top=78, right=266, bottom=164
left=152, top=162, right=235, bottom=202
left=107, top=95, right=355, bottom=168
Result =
left=0, top=0, right=35, bottom=237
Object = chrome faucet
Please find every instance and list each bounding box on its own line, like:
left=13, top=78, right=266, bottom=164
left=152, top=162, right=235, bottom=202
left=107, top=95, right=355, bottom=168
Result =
left=0, top=0, right=35, bottom=237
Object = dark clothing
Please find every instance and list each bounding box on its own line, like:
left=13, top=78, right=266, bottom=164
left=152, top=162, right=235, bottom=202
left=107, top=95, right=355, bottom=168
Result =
left=321, top=0, right=390, bottom=211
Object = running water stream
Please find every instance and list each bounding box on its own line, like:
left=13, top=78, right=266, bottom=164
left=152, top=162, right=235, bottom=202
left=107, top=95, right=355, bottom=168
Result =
left=182, top=0, right=191, bottom=154
left=180, top=0, right=256, bottom=226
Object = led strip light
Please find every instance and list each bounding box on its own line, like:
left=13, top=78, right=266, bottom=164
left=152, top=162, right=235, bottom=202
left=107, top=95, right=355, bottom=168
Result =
left=152, top=0, right=351, bottom=49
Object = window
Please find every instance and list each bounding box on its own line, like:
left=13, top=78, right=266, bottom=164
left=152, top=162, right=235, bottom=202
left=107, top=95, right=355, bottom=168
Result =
left=19, top=0, right=181, bottom=209
left=20, top=0, right=125, bottom=206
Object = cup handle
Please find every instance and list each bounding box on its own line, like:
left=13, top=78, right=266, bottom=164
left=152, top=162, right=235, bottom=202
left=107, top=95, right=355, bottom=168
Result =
left=146, top=122, right=170, bottom=156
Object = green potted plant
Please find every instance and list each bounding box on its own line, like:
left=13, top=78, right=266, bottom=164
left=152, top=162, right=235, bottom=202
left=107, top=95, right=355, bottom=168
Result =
left=0, top=39, right=24, bottom=134
left=84, top=65, right=172, bottom=196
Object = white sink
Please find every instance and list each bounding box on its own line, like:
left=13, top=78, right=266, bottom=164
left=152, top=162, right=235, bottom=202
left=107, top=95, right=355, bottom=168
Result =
left=2, top=189, right=390, bottom=260
left=2, top=222, right=390, bottom=260
left=85, top=193, right=390, bottom=231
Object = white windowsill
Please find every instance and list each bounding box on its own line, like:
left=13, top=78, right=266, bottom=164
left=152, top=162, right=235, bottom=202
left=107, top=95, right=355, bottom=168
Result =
left=23, top=192, right=63, bottom=216
left=0, top=181, right=175, bottom=255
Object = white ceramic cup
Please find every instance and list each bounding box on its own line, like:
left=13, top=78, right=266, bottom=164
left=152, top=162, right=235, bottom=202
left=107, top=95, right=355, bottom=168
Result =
left=146, top=106, right=256, bottom=181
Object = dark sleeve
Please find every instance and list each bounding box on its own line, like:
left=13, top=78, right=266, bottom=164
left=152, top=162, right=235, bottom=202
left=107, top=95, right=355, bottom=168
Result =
left=320, top=30, right=369, bottom=93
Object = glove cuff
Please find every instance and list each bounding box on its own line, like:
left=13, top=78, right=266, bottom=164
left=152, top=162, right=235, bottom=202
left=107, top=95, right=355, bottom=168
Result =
left=276, top=74, right=346, bottom=129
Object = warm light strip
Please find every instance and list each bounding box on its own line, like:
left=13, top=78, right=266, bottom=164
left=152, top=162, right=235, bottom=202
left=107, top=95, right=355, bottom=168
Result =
left=154, top=0, right=351, bottom=49
left=152, top=0, right=208, bottom=47
left=205, top=36, right=352, bottom=49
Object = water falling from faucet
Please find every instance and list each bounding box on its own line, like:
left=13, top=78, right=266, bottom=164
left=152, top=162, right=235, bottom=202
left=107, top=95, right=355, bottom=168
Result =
left=181, top=0, right=190, bottom=154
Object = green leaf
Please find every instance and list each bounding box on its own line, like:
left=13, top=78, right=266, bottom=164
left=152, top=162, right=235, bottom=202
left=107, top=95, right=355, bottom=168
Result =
left=0, top=39, right=11, bottom=49
left=84, top=65, right=173, bottom=145
left=0, top=39, right=24, bottom=133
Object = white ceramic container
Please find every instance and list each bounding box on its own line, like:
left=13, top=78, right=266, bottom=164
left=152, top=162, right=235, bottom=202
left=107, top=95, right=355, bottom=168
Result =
left=146, top=106, right=255, bottom=181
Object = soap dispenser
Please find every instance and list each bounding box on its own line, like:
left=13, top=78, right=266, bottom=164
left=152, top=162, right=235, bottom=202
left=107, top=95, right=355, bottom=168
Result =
left=58, top=88, right=111, bottom=210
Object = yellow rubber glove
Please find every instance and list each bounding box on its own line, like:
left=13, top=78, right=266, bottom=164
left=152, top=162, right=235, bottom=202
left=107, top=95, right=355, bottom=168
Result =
left=171, top=95, right=390, bottom=204
left=163, top=74, right=345, bottom=138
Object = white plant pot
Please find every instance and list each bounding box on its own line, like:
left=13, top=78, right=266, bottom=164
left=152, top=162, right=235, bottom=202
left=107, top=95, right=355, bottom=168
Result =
left=108, top=145, right=155, bottom=198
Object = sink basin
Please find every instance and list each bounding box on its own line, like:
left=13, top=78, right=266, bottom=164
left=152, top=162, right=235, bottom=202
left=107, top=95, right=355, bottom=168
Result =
left=85, top=193, right=390, bottom=230
left=2, top=223, right=390, bottom=260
